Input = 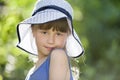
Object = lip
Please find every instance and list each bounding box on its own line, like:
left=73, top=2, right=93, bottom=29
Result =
left=45, top=46, right=54, bottom=51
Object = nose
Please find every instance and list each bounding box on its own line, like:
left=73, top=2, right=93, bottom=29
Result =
left=47, top=34, right=55, bottom=44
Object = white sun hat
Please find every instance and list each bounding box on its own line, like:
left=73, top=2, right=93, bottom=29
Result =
left=16, top=0, right=84, bottom=58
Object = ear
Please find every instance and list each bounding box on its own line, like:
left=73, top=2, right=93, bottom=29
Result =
left=31, top=26, right=36, bottom=37
left=67, top=30, right=71, bottom=37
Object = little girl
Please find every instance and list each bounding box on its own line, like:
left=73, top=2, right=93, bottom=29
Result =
left=16, top=0, right=84, bottom=80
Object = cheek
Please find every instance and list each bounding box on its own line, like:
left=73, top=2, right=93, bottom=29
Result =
left=56, top=37, right=68, bottom=48
left=34, top=34, right=45, bottom=46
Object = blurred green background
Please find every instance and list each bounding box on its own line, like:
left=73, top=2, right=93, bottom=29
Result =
left=0, top=0, right=120, bottom=80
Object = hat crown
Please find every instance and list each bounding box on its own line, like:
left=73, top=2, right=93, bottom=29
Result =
left=33, top=0, right=73, bottom=18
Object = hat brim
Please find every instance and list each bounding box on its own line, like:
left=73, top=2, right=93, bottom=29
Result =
left=17, top=10, right=84, bottom=57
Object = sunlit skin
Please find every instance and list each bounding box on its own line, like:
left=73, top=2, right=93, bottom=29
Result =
left=32, top=26, right=69, bottom=61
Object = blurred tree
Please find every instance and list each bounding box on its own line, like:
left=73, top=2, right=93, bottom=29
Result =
left=68, top=0, right=120, bottom=80
left=0, top=0, right=35, bottom=80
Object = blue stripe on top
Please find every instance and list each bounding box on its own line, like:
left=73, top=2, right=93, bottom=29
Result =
left=32, top=5, right=72, bottom=22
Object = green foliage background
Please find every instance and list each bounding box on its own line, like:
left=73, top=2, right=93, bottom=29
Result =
left=0, top=0, right=120, bottom=80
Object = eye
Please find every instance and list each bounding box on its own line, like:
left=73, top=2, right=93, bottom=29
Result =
left=39, top=30, right=48, bottom=34
left=42, top=31, right=47, bottom=34
left=56, top=32, right=63, bottom=36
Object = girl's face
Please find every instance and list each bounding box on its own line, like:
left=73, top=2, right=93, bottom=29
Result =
left=32, top=26, right=69, bottom=58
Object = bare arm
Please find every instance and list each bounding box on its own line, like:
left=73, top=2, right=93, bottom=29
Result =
left=49, top=49, right=70, bottom=80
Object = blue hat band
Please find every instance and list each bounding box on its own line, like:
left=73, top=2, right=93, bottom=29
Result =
left=32, top=5, right=72, bottom=22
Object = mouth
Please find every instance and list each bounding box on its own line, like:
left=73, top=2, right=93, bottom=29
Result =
left=45, top=46, right=55, bottom=51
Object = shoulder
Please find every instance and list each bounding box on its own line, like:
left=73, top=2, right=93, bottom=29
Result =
left=49, top=49, right=71, bottom=80
left=49, top=48, right=69, bottom=66
left=50, top=48, right=68, bottom=62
